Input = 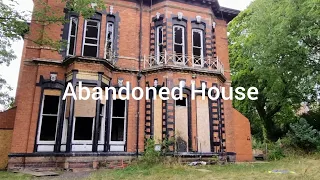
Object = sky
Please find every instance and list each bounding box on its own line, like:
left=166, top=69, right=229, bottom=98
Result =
left=0, top=0, right=253, bottom=109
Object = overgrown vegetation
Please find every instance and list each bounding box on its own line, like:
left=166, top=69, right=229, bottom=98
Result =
left=88, top=155, right=320, bottom=180
left=229, top=0, right=320, bottom=149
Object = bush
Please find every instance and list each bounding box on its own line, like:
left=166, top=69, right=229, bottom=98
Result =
left=286, top=118, right=320, bottom=152
left=266, top=139, right=285, bottom=161
left=141, top=138, right=162, bottom=164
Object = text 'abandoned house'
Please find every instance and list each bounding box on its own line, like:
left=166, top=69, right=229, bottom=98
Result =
left=0, top=0, right=253, bottom=170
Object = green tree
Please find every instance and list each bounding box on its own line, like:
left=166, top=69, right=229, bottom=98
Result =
left=229, top=0, right=320, bottom=141
left=0, top=0, right=104, bottom=109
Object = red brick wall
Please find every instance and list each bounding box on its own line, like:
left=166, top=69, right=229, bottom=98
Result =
left=233, top=109, right=253, bottom=161
left=0, top=107, right=16, bottom=129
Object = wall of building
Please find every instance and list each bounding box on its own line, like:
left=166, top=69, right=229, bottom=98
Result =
left=7, top=0, right=252, bottom=169
left=0, top=107, right=16, bottom=169
left=233, top=109, right=253, bottom=161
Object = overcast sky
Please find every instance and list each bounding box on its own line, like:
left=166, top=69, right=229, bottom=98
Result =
left=0, top=0, right=253, bottom=106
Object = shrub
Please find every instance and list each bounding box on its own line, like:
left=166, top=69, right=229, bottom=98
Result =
left=266, top=139, right=285, bottom=161
left=141, top=138, right=162, bottom=164
left=286, top=118, right=320, bottom=152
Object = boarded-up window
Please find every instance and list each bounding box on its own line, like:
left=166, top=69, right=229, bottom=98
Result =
left=175, top=94, right=188, bottom=152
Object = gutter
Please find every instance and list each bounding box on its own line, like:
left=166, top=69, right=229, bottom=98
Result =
left=136, top=0, right=143, bottom=157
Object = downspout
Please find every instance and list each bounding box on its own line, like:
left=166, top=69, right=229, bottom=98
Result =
left=136, top=0, right=143, bottom=157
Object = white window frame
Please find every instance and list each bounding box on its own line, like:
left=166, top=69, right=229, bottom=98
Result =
left=173, top=25, right=185, bottom=64
left=37, top=95, right=60, bottom=147
left=67, top=17, right=78, bottom=56
left=156, top=26, right=163, bottom=64
left=104, top=22, right=115, bottom=59
left=109, top=99, right=127, bottom=146
left=82, top=19, right=100, bottom=57
left=192, top=29, right=204, bottom=67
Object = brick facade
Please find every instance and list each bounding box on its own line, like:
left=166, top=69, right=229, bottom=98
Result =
left=5, top=0, right=252, bottom=170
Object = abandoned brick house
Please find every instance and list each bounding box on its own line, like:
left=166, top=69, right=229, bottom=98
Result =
left=0, top=0, right=253, bottom=169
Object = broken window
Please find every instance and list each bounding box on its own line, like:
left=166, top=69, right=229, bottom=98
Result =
left=110, top=99, right=126, bottom=142
left=67, top=17, right=78, bottom=56
left=176, top=96, right=187, bottom=107
left=82, top=20, right=100, bottom=57
left=39, top=95, right=60, bottom=141
left=192, top=29, right=204, bottom=66
left=156, top=26, right=163, bottom=63
left=105, top=22, right=114, bottom=59
left=73, top=117, right=94, bottom=141
left=173, top=25, right=185, bottom=63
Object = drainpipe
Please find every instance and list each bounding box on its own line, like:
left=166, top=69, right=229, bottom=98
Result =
left=136, top=0, right=143, bottom=157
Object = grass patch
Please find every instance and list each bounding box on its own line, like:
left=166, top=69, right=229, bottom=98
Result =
left=88, top=156, right=320, bottom=180
left=1, top=155, right=319, bottom=180
left=0, top=171, right=31, bottom=180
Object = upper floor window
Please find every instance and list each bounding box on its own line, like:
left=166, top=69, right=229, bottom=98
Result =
left=82, top=19, right=100, bottom=57
left=155, top=26, right=163, bottom=63
left=105, top=22, right=114, bottom=59
left=192, top=29, right=204, bottom=66
left=173, top=25, right=185, bottom=63
left=67, top=17, right=78, bottom=56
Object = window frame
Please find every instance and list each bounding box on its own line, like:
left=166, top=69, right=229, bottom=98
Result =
left=155, top=26, right=164, bottom=64
left=173, top=25, right=185, bottom=64
left=67, top=17, right=78, bottom=56
left=82, top=19, right=101, bottom=57
left=192, top=29, right=204, bottom=67
left=109, top=99, right=127, bottom=145
left=37, top=94, right=61, bottom=145
left=104, top=22, right=115, bottom=59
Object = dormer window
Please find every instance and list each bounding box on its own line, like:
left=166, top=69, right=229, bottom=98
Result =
left=192, top=29, right=204, bottom=66
left=67, top=17, right=78, bottom=56
left=173, top=25, right=185, bottom=64
left=155, top=26, right=163, bottom=63
left=105, top=22, right=114, bottom=59
left=82, top=19, right=100, bottom=57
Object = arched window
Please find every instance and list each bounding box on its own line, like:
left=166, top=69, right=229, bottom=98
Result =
left=173, top=25, right=185, bottom=64
left=192, top=29, right=204, bottom=66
